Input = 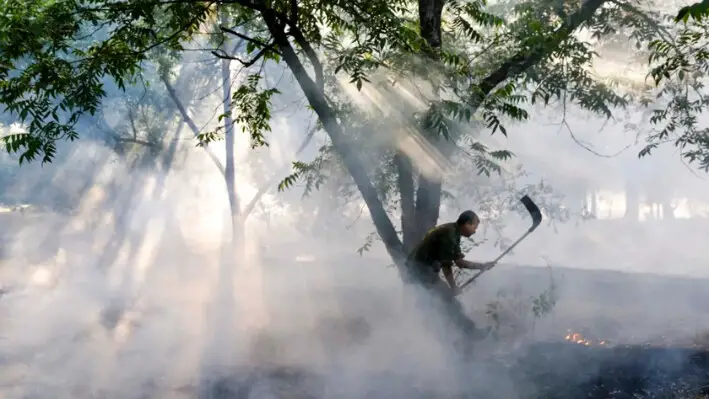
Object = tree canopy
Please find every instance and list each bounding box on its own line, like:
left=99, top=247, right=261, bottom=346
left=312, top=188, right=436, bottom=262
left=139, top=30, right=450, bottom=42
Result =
left=676, top=0, right=709, bottom=22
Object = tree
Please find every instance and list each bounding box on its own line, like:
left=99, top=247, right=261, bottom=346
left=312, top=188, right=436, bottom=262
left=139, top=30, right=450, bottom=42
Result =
left=0, top=0, right=688, bottom=277
left=675, top=1, right=709, bottom=22
left=638, top=0, right=709, bottom=171
left=276, top=0, right=662, bottom=265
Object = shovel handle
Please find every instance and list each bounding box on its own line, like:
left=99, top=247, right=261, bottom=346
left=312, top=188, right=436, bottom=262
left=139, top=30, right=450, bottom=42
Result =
left=460, top=229, right=534, bottom=291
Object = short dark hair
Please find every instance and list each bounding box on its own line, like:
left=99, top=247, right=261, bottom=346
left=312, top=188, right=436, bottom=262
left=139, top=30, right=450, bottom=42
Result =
left=456, top=210, right=479, bottom=226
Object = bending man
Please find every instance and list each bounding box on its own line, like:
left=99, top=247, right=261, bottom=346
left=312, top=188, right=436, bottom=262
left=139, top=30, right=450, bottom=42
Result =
left=407, top=210, right=494, bottom=339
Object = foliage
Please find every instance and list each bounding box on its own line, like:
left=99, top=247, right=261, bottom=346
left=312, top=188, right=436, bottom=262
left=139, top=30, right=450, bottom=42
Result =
left=0, top=0, right=210, bottom=162
left=0, top=0, right=665, bottom=165
left=531, top=263, right=559, bottom=319
left=639, top=1, right=709, bottom=171
left=676, top=0, right=709, bottom=22
left=483, top=263, right=560, bottom=338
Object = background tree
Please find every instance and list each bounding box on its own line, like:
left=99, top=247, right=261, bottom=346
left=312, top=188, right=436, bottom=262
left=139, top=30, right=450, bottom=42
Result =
left=641, top=1, right=709, bottom=171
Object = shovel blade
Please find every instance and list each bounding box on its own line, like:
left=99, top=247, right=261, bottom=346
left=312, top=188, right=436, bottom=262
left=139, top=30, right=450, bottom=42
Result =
left=520, top=195, right=543, bottom=230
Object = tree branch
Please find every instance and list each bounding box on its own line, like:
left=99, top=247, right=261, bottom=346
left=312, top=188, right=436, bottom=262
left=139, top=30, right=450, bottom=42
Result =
left=242, top=124, right=319, bottom=218
left=161, top=74, right=226, bottom=175
left=219, top=0, right=322, bottom=97
left=115, top=110, right=157, bottom=148
left=286, top=26, right=325, bottom=93
left=128, top=109, right=138, bottom=139
left=115, top=137, right=160, bottom=148
left=211, top=43, right=273, bottom=67
left=242, top=4, right=324, bottom=93
left=608, top=0, right=674, bottom=44
left=220, top=26, right=280, bottom=54
left=473, top=0, right=609, bottom=106
left=217, top=26, right=280, bottom=67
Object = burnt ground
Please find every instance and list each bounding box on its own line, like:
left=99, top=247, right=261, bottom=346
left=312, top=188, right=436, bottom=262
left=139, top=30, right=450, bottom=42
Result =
left=191, top=343, right=709, bottom=399
left=462, top=264, right=709, bottom=343
left=466, top=266, right=709, bottom=398
left=183, top=263, right=709, bottom=399
left=3, top=256, right=709, bottom=398
left=511, top=343, right=709, bottom=399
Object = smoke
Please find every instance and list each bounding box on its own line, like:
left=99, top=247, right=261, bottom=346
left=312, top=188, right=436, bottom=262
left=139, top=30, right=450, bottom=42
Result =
left=0, top=134, right=515, bottom=398
left=3, top=18, right=709, bottom=399
left=3, top=98, right=708, bottom=399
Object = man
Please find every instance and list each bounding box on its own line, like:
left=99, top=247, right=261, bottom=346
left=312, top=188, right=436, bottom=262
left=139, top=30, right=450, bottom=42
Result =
left=407, top=210, right=495, bottom=339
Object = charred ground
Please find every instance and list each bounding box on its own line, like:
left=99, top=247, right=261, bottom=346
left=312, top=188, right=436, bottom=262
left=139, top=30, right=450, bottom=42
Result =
left=220, top=259, right=709, bottom=399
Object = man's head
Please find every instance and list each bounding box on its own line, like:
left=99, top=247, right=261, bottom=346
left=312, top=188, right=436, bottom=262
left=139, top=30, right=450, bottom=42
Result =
left=456, top=210, right=480, bottom=237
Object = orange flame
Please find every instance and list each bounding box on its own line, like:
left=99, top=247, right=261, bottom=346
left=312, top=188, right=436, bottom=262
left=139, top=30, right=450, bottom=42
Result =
left=564, top=330, right=607, bottom=346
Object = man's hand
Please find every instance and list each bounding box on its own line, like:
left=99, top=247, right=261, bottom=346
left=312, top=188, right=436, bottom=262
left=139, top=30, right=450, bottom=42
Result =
left=455, top=259, right=497, bottom=271
left=479, top=261, right=496, bottom=271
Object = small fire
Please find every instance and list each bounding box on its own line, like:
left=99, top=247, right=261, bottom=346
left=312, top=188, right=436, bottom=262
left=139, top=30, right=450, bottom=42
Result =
left=564, top=330, right=608, bottom=346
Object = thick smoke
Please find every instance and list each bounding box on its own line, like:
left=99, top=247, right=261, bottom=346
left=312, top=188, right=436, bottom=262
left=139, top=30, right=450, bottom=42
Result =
left=0, top=137, right=517, bottom=398
left=3, top=18, right=709, bottom=399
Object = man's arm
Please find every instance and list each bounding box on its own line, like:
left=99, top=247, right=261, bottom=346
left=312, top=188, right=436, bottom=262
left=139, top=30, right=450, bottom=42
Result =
left=455, top=258, right=494, bottom=270
left=441, top=262, right=458, bottom=290
left=446, top=232, right=491, bottom=272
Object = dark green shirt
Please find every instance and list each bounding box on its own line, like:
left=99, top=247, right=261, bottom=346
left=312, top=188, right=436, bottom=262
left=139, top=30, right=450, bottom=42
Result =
left=408, top=222, right=464, bottom=268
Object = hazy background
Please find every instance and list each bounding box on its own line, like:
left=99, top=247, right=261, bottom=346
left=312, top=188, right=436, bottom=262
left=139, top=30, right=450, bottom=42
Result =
left=1, top=7, right=709, bottom=398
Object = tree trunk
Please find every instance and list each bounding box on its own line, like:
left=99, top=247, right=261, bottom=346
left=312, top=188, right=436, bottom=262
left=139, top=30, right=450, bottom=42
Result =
left=164, top=71, right=313, bottom=221
left=661, top=191, right=675, bottom=220
left=410, top=61, right=445, bottom=249
left=395, top=153, right=417, bottom=255
left=200, top=11, right=248, bottom=373
left=220, top=37, right=243, bottom=249
left=624, top=180, right=639, bottom=222
left=590, top=191, right=598, bottom=218
left=418, top=0, right=446, bottom=48
left=395, top=0, right=449, bottom=255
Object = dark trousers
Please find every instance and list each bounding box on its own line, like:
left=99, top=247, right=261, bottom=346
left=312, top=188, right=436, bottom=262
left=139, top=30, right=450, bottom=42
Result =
left=421, top=277, right=478, bottom=336
left=406, top=262, right=479, bottom=337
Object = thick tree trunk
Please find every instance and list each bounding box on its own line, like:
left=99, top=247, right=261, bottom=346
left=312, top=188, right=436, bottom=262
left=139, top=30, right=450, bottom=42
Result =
left=418, top=0, right=446, bottom=48
left=395, top=153, right=417, bottom=255
left=402, top=143, right=452, bottom=252
left=396, top=0, right=448, bottom=254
